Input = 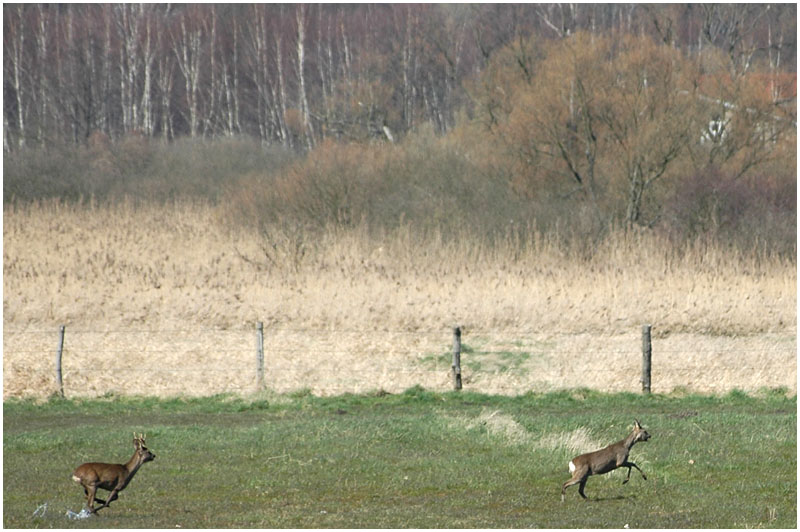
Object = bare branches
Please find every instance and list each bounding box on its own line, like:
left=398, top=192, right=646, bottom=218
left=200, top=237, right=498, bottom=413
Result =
left=1, top=5, right=793, bottom=150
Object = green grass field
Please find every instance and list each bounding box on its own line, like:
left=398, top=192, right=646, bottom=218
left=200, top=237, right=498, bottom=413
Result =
left=4, top=388, right=796, bottom=528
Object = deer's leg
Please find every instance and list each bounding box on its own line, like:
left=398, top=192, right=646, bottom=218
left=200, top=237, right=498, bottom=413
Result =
left=622, top=461, right=646, bottom=481
left=96, top=488, right=119, bottom=511
left=85, top=485, right=98, bottom=512
left=86, top=487, right=108, bottom=506
left=577, top=477, right=589, bottom=499
left=561, top=468, right=589, bottom=501
left=622, top=465, right=633, bottom=484
left=561, top=477, right=578, bottom=500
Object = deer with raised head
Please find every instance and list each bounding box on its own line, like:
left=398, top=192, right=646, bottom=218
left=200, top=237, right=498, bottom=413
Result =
left=72, top=433, right=155, bottom=513
left=561, top=419, right=650, bottom=501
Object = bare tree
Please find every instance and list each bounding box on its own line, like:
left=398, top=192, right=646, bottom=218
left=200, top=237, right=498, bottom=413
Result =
left=6, top=5, right=27, bottom=148
left=172, top=7, right=205, bottom=137
left=497, top=33, right=701, bottom=229
left=701, top=4, right=771, bottom=78
left=1, top=4, right=793, bottom=150
left=156, top=8, right=176, bottom=142
left=295, top=4, right=315, bottom=149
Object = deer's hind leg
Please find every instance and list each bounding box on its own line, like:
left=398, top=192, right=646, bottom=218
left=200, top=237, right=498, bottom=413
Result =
left=577, top=477, right=589, bottom=499
left=561, top=465, right=590, bottom=501
left=84, top=484, right=98, bottom=512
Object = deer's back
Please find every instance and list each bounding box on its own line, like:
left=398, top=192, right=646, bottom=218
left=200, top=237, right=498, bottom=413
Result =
left=573, top=444, right=628, bottom=475
left=72, top=462, right=127, bottom=488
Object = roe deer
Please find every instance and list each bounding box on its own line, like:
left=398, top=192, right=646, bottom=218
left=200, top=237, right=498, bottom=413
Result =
left=72, top=433, right=155, bottom=513
left=561, top=420, right=650, bottom=501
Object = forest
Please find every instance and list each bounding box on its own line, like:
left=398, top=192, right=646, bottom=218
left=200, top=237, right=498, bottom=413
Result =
left=3, top=3, right=797, bottom=254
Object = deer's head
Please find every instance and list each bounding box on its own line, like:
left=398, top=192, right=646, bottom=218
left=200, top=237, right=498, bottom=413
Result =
left=133, top=433, right=156, bottom=463
left=633, top=419, right=651, bottom=442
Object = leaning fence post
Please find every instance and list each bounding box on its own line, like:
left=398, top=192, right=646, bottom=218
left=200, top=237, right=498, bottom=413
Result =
left=451, top=326, right=462, bottom=391
left=55, top=325, right=65, bottom=397
left=641, top=324, right=652, bottom=394
left=256, top=321, right=264, bottom=390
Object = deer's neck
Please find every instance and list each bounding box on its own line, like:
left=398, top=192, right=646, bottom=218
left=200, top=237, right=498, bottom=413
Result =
left=124, top=454, right=145, bottom=479
left=622, top=431, right=638, bottom=451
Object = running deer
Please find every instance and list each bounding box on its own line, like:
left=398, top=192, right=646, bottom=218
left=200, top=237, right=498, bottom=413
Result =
left=561, top=420, right=650, bottom=501
left=72, top=433, right=155, bottom=513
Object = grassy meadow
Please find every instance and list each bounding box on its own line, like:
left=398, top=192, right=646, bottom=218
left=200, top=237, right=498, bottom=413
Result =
left=4, top=390, right=796, bottom=528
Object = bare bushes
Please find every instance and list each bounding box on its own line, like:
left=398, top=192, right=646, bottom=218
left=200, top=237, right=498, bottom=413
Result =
left=219, top=134, right=531, bottom=270
left=3, top=135, right=296, bottom=204
left=662, top=168, right=797, bottom=258
left=5, top=128, right=795, bottom=266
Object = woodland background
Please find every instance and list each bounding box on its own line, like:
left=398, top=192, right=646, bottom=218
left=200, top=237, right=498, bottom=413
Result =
left=3, top=4, right=796, bottom=248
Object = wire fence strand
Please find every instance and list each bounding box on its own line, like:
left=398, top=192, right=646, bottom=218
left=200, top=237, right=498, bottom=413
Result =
left=3, top=325, right=796, bottom=399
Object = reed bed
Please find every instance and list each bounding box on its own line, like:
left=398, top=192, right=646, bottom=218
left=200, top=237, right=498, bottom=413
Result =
left=3, top=201, right=796, bottom=398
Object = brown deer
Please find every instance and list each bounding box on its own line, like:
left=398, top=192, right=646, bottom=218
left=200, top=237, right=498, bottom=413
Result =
left=72, top=433, right=155, bottom=513
left=561, top=420, right=650, bottom=501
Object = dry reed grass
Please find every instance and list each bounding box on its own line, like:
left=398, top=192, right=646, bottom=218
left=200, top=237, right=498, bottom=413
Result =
left=3, top=201, right=796, bottom=398
left=451, top=408, right=535, bottom=445
left=447, top=408, right=608, bottom=452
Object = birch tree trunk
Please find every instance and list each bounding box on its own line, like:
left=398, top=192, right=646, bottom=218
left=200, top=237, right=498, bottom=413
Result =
left=173, top=10, right=204, bottom=137
left=275, top=26, right=292, bottom=148
left=140, top=6, right=156, bottom=136
left=246, top=5, right=271, bottom=142
left=296, top=4, right=315, bottom=149
left=204, top=5, right=218, bottom=137
left=118, top=4, right=140, bottom=134
left=35, top=5, right=51, bottom=145
left=156, top=26, right=175, bottom=142
left=10, top=5, right=27, bottom=148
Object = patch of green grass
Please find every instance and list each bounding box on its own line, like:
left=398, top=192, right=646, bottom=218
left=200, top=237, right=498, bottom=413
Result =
left=4, top=389, right=795, bottom=528
left=419, top=340, right=540, bottom=375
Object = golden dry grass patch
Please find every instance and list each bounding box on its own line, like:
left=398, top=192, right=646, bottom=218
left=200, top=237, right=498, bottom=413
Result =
left=535, top=426, right=605, bottom=455
left=3, top=201, right=796, bottom=398
left=446, top=407, right=607, bottom=452
left=453, top=408, right=533, bottom=445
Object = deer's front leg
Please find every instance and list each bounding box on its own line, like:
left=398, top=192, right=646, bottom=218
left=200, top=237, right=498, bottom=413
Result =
left=97, top=488, right=120, bottom=511
left=622, top=465, right=633, bottom=484
left=622, top=461, right=646, bottom=481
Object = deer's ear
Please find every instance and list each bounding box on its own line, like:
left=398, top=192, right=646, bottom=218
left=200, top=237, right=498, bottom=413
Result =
left=634, top=419, right=641, bottom=428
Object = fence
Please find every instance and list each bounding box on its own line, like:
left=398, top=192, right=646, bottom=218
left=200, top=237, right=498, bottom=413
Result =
left=2, top=323, right=796, bottom=399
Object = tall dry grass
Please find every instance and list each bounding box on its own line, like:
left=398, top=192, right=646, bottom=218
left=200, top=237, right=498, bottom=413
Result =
left=3, top=201, right=796, bottom=398
left=4, top=199, right=795, bottom=333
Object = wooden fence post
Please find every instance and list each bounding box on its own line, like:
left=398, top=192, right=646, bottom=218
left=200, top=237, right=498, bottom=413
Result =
left=641, top=324, right=652, bottom=394
left=256, top=321, right=264, bottom=390
left=55, top=325, right=65, bottom=398
left=452, top=326, right=462, bottom=391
